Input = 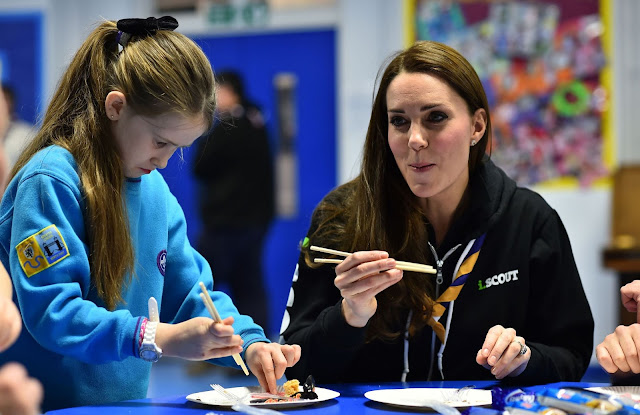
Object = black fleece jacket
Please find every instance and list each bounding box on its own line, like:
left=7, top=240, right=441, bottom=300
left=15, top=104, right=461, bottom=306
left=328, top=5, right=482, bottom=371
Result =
left=280, top=158, right=594, bottom=385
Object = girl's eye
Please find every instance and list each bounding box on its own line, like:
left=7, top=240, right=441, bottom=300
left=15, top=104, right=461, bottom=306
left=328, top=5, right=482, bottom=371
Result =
left=155, top=140, right=167, bottom=148
left=389, top=116, right=407, bottom=127
left=428, top=111, right=448, bottom=123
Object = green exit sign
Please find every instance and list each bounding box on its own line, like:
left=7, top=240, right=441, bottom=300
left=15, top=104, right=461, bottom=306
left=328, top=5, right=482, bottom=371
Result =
left=207, top=3, right=268, bottom=26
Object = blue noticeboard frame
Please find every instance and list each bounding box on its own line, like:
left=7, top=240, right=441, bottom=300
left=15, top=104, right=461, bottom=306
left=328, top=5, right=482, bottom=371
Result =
left=0, top=11, right=44, bottom=125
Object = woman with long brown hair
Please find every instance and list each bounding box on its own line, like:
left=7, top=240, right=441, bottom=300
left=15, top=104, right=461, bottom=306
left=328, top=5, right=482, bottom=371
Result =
left=0, top=17, right=299, bottom=411
left=281, top=40, right=593, bottom=384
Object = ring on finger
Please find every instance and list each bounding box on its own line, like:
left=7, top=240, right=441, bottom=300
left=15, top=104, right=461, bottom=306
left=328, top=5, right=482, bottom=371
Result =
left=513, top=340, right=528, bottom=356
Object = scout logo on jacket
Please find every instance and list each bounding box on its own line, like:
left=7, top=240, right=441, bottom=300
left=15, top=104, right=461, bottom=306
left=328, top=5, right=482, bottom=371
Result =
left=477, top=270, right=519, bottom=290
left=16, top=224, right=70, bottom=278
left=157, top=249, right=167, bottom=276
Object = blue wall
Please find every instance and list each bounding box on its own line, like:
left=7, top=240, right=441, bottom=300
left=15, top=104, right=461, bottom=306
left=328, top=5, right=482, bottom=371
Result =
left=160, top=29, right=337, bottom=337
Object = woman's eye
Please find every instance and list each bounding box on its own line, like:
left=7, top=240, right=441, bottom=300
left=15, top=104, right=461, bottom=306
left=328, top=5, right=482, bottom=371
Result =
left=389, top=116, right=407, bottom=127
left=428, top=111, right=448, bottom=123
left=155, top=140, right=167, bottom=148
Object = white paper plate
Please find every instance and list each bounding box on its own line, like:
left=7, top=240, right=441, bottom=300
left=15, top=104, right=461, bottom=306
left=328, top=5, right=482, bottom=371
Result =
left=364, top=388, right=492, bottom=410
left=186, top=386, right=340, bottom=409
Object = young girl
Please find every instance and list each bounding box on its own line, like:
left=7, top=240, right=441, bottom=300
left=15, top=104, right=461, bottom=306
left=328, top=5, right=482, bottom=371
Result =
left=0, top=16, right=300, bottom=411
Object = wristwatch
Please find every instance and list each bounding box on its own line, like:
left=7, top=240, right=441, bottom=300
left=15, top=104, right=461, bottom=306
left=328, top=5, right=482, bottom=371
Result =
left=140, top=297, right=163, bottom=362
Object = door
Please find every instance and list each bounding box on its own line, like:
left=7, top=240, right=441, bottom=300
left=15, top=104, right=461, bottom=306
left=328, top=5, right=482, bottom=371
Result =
left=161, top=29, right=336, bottom=337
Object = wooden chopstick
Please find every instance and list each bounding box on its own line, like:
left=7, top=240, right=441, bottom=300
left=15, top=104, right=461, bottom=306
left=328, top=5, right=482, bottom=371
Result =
left=310, top=246, right=351, bottom=257
left=310, top=245, right=436, bottom=274
left=313, top=257, right=435, bottom=274
left=198, top=282, right=250, bottom=376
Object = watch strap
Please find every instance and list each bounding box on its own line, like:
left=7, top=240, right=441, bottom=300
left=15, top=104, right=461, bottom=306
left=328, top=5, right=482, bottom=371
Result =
left=139, top=297, right=163, bottom=362
left=148, top=297, right=159, bottom=323
left=143, top=321, right=158, bottom=344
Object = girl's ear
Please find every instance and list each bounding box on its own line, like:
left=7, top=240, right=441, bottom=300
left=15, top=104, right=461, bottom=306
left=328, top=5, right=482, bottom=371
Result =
left=105, top=91, right=127, bottom=121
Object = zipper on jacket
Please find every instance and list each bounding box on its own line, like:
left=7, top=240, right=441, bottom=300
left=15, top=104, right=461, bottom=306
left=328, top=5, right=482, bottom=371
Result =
left=426, top=241, right=461, bottom=380
left=428, top=242, right=462, bottom=286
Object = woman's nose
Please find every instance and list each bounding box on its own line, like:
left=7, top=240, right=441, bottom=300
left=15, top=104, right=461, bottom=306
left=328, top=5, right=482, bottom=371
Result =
left=408, top=124, right=428, bottom=150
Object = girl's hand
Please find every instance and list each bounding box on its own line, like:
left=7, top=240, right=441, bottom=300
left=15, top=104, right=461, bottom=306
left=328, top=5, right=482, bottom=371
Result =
left=155, top=316, right=243, bottom=360
left=0, top=297, right=21, bottom=353
left=245, top=342, right=301, bottom=394
left=333, top=251, right=403, bottom=327
left=596, top=324, right=640, bottom=374
left=476, top=325, right=530, bottom=379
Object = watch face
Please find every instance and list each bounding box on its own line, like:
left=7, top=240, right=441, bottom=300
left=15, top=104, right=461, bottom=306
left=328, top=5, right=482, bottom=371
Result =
left=140, top=346, right=159, bottom=362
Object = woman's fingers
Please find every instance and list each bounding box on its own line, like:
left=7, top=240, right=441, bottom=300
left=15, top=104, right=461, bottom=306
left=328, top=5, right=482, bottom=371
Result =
left=477, top=325, right=530, bottom=379
left=491, top=337, right=529, bottom=379
left=481, top=326, right=514, bottom=367
left=478, top=325, right=506, bottom=364
left=338, top=268, right=402, bottom=297
left=336, top=251, right=389, bottom=272
left=334, top=251, right=403, bottom=327
left=336, top=255, right=395, bottom=286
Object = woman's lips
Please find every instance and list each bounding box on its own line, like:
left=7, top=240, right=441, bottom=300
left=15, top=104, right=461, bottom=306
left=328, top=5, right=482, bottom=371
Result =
left=410, top=162, right=434, bottom=171
left=140, top=168, right=152, bottom=174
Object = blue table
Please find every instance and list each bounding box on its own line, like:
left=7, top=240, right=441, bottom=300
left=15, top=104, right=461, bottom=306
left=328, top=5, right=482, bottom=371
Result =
left=45, top=381, right=609, bottom=414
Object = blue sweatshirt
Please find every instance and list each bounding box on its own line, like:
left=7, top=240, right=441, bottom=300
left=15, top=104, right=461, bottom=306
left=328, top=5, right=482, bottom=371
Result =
left=0, top=146, right=268, bottom=411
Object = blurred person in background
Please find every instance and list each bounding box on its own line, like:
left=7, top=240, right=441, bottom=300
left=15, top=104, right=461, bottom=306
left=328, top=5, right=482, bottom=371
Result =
left=193, top=70, right=275, bottom=336
left=0, top=70, right=43, bottom=415
left=1, top=84, right=36, bottom=170
left=0, top=85, right=9, bottom=193
left=0, top=84, right=8, bottom=137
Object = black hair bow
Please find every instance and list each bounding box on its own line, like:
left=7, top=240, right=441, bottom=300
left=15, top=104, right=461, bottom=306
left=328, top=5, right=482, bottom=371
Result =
left=116, top=16, right=178, bottom=47
left=117, top=16, right=178, bottom=36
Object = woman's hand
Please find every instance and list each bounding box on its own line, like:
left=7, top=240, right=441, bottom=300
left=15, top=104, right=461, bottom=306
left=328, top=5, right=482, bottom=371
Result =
left=0, top=362, right=43, bottom=415
left=476, top=325, right=530, bottom=379
left=0, top=297, right=21, bottom=353
left=155, top=316, right=243, bottom=360
left=333, top=251, right=403, bottom=327
left=245, top=342, right=301, bottom=394
left=596, top=324, right=640, bottom=374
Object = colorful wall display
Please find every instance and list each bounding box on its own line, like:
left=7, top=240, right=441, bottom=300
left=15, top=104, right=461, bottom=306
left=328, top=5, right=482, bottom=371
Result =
left=410, top=0, right=612, bottom=187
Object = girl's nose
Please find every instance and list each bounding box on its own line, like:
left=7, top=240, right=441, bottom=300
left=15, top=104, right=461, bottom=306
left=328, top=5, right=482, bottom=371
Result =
left=152, top=149, right=176, bottom=170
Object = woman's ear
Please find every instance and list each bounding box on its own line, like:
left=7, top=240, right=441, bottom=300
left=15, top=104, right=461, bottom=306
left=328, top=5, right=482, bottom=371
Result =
left=471, top=108, right=487, bottom=144
left=105, top=91, right=126, bottom=121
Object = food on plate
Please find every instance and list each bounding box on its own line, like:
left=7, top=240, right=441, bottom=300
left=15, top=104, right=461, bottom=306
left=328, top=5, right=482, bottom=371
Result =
left=283, top=379, right=300, bottom=396
left=250, top=375, right=319, bottom=403
left=292, top=375, right=318, bottom=400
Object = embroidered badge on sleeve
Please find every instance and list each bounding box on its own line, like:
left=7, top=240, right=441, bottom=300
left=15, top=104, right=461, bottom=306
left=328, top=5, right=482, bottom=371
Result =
left=16, top=224, right=70, bottom=278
